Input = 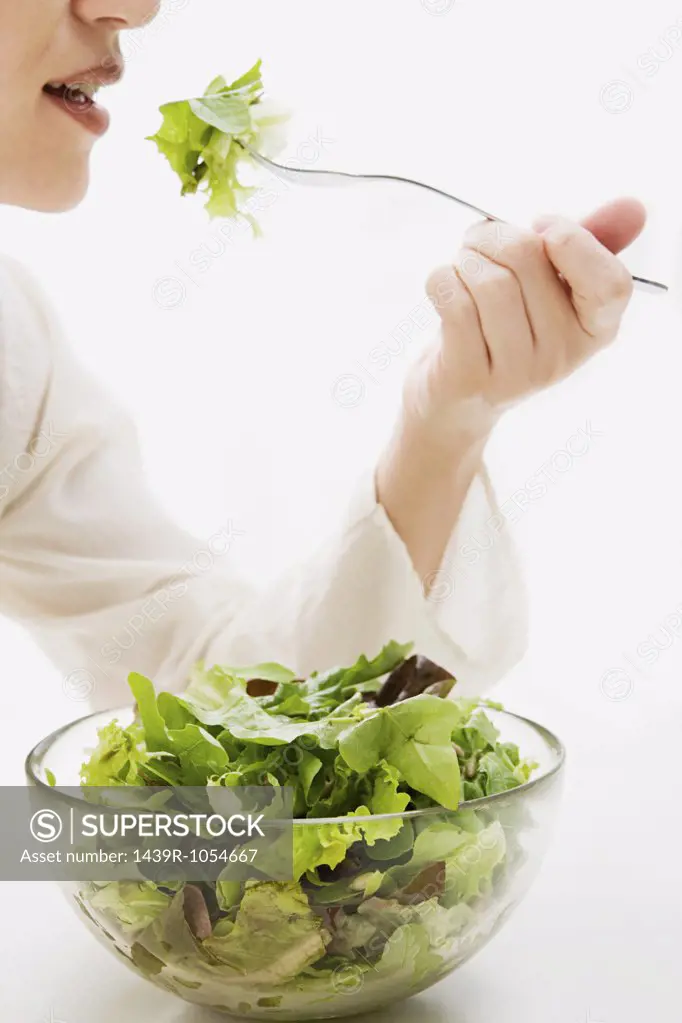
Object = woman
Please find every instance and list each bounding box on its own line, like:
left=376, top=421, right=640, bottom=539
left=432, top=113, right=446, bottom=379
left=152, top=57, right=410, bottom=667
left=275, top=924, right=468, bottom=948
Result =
left=0, top=0, right=646, bottom=709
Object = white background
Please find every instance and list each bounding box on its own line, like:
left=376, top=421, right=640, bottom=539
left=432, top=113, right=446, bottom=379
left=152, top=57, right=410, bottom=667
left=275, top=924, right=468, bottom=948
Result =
left=2, top=0, right=682, bottom=1020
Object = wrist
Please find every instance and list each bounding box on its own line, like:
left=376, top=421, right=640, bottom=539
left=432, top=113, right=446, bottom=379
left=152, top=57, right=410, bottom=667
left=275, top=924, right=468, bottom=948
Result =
left=402, top=349, right=498, bottom=456
left=378, top=413, right=489, bottom=499
left=397, top=384, right=496, bottom=463
left=376, top=413, right=491, bottom=582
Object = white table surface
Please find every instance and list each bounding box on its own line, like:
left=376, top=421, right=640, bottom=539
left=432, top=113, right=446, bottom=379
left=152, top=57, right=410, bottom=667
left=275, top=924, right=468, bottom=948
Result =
left=2, top=647, right=681, bottom=1023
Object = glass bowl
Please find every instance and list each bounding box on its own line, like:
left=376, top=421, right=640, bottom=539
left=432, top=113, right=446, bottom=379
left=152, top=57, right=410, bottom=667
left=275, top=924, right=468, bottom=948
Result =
left=26, top=706, right=564, bottom=1021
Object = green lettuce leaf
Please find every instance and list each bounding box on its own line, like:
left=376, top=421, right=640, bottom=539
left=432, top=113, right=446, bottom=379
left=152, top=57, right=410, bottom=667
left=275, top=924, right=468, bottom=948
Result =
left=129, top=672, right=173, bottom=753
left=375, top=921, right=442, bottom=980
left=355, top=894, right=474, bottom=952
left=293, top=820, right=364, bottom=878
left=88, top=881, right=172, bottom=938
left=308, top=870, right=384, bottom=908
left=442, top=820, right=507, bottom=904
left=203, top=882, right=328, bottom=982
left=80, top=720, right=149, bottom=786
left=452, top=705, right=538, bottom=799
left=354, top=761, right=411, bottom=845
left=215, top=875, right=242, bottom=913
left=167, top=723, right=230, bottom=785
left=339, top=696, right=462, bottom=809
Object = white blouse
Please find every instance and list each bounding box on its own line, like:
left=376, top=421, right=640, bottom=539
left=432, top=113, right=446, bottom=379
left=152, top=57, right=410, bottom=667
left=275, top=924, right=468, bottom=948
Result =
left=0, top=254, right=527, bottom=710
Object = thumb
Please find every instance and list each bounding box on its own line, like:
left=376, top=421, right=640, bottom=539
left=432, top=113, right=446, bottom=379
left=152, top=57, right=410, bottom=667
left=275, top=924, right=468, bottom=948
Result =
left=533, top=197, right=647, bottom=255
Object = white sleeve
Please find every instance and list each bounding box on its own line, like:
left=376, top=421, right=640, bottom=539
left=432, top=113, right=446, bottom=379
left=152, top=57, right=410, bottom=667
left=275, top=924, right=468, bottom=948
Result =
left=0, top=256, right=527, bottom=711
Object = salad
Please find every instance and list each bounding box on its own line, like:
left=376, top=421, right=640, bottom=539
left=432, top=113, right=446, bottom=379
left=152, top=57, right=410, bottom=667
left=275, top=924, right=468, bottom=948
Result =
left=148, top=59, right=288, bottom=230
left=74, top=642, right=540, bottom=1018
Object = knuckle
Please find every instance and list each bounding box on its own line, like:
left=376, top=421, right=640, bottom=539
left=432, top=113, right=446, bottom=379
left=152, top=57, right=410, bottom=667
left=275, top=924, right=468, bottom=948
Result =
left=425, top=266, right=449, bottom=297
left=463, top=219, right=498, bottom=252
left=456, top=249, right=487, bottom=279
left=463, top=216, right=494, bottom=237
left=425, top=266, right=454, bottom=304
left=591, top=274, right=632, bottom=314
left=501, top=229, right=545, bottom=263
left=455, top=248, right=482, bottom=276
left=543, top=222, right=577, bottom=251
left=483, top=267, right=516, bottom=298
left=425, top=266, right=468, bottom=317
left=604, top=265, right=634, bottom=305
left=462, top=259, right=517, bottom=301
left=464, top=222, right=545, bottom=266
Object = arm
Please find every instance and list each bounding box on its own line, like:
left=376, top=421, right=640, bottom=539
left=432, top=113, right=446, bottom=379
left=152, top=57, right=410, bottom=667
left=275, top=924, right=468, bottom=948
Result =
left=0, top=255, right=525, bottom=711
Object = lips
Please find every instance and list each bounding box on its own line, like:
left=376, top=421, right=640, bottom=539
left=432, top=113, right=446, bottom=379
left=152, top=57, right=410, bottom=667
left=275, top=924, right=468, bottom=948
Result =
left=45, top=54, right=125, bottom=92
left=42, top=82, right=111, bottom=137
left=42, top=57, right=123, bottom=138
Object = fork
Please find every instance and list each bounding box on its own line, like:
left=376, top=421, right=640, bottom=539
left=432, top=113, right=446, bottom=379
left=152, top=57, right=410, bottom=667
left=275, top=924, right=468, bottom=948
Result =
left=240, top=143, right=667, bottom=296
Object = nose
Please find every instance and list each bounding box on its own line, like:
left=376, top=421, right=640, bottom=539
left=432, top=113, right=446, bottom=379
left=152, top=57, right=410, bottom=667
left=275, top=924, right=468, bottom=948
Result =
left=72, top=0, right=161, bottom=30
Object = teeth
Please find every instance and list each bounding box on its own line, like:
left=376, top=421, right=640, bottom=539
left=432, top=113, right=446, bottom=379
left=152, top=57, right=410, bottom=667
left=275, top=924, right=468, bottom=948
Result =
left=45, top=81, right=99, bottom=99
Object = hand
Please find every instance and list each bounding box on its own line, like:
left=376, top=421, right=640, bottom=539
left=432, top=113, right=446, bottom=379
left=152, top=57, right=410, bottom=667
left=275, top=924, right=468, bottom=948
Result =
left=377, top=197, right=646, bottom=584
left=404, top=196, right=646, bottom=448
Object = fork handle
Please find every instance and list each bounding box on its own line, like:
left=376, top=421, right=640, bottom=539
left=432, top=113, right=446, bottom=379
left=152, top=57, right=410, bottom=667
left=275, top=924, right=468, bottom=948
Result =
left=244, top=146, right=667, bottom=295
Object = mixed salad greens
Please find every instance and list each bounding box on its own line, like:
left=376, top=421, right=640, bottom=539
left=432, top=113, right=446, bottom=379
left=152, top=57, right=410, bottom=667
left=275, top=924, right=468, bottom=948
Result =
left=148, top=59, right=288, bottom=229
left=75, top=643, right=538, bottom=1018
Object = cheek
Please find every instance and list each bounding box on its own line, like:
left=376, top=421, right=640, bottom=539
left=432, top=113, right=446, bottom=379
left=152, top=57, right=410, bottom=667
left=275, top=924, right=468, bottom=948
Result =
left=0, top=4, right=78, bottom=208
left=0, top=8, right=60, bottom=90
left=2, top=99, right=93, bottom=212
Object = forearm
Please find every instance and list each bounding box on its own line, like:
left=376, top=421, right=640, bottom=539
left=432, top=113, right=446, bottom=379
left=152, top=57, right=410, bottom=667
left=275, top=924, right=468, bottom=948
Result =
left=376, top=414, right=491, bottom=587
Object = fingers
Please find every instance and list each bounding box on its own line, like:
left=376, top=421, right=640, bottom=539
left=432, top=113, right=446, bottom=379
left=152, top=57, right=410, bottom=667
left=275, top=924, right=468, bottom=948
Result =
left=578, top=196, right=647, bottom=255
left=425, top=265, right=489, bottom=384
left=454, top=250, right=535, bottom=394
left=462, top=220, right=576, bottom=380
left=427, top=249, right=538, bottom=401
left=535, top=216, right=634, bottom=337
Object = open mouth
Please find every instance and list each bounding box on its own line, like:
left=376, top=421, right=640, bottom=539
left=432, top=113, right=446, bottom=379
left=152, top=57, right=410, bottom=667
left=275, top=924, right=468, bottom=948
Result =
left=42, top=79, right=110, bottom=136
left=43, top=81, right=99, bottom=111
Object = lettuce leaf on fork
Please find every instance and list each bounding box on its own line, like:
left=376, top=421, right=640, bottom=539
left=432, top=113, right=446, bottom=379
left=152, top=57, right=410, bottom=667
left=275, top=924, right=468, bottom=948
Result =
left=147, top=59, right=289, bottom=229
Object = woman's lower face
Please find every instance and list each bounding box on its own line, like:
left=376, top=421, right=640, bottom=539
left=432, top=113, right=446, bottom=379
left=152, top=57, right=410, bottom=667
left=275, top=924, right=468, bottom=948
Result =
left=0, top=0, right=158, bottom=212
left=0, top=4, right=89, bottom=210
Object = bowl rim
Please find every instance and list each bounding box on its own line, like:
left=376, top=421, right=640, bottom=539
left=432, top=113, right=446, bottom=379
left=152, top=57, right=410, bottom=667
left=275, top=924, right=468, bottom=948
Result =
left=25, top=704, right=566, bottom=823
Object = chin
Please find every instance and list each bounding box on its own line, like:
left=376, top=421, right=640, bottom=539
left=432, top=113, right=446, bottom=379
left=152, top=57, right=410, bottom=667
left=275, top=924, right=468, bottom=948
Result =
left=32, top=187, right=89, bottom=213
left=8, top=146, right=91, bottom=213
left=28, top=168, right=90, bottom=213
